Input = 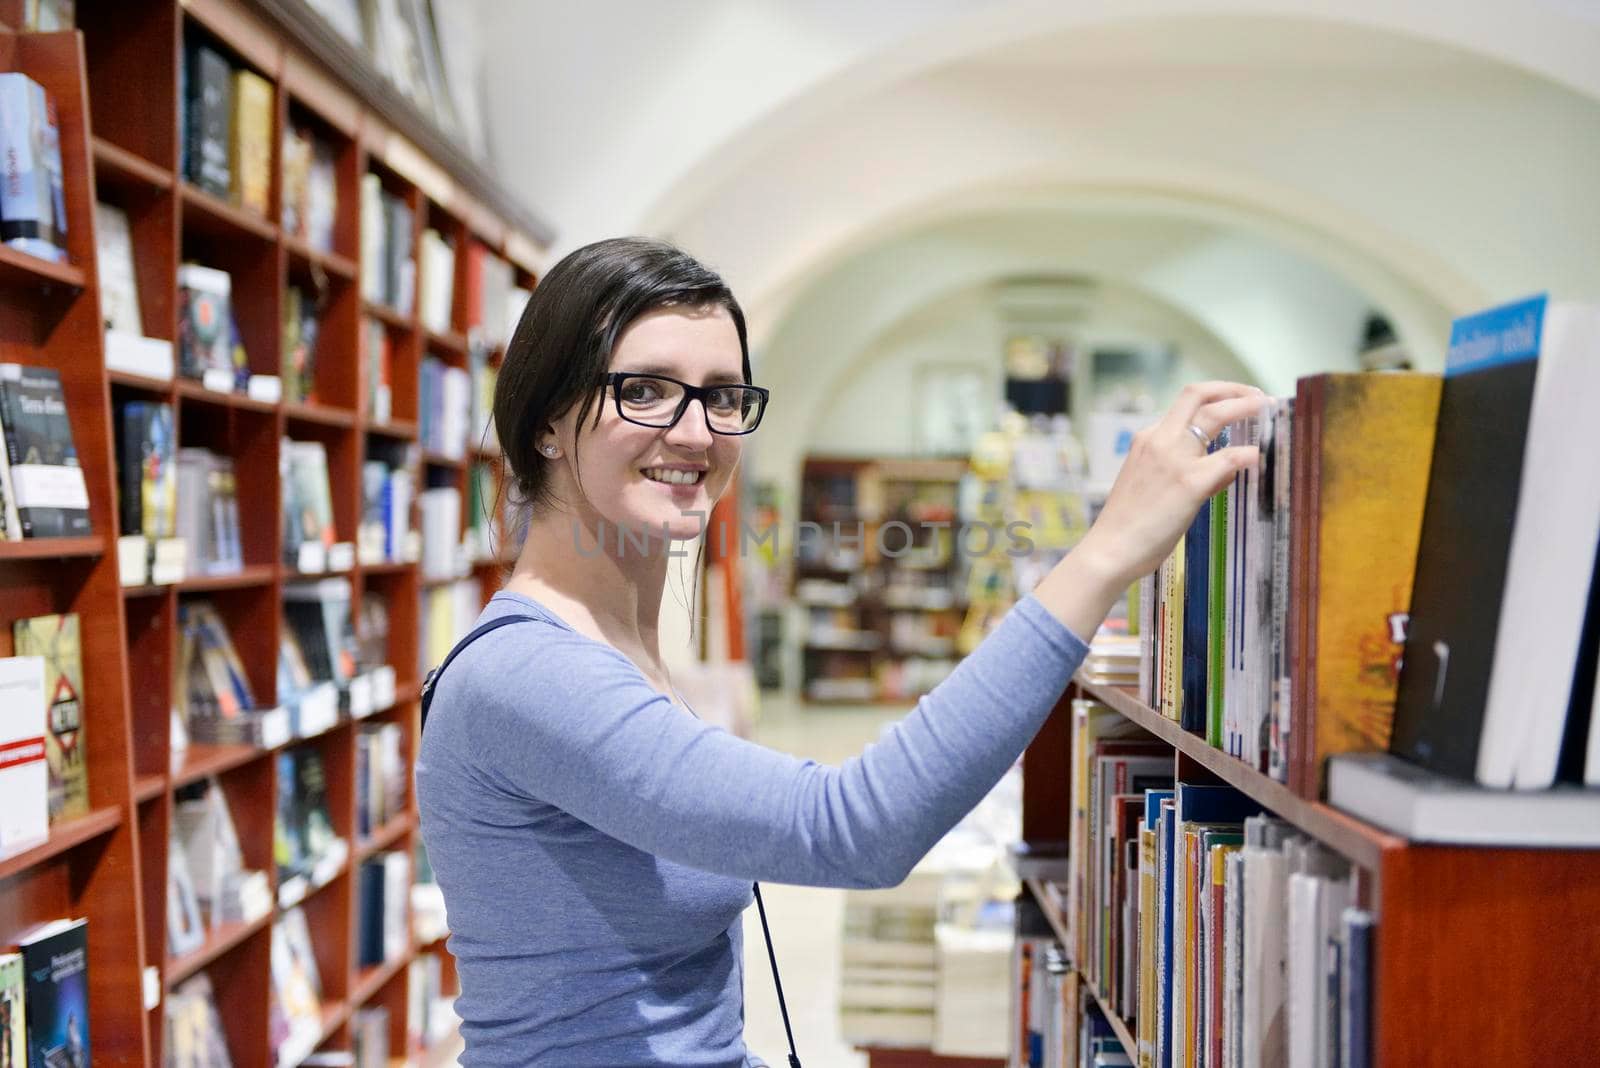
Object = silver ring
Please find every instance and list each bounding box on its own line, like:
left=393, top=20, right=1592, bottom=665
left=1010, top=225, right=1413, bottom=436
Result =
left=1188, top=424, right=1211, bottom=449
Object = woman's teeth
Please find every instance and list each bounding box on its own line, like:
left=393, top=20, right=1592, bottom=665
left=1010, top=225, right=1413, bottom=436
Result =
left=643, top=468, right=703, bottom=485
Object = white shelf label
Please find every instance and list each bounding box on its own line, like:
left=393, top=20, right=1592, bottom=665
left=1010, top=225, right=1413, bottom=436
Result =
left=247, top=374, right=282, bottom=403
left=201, top=367, right=235, bottom=393
left=295, top=542, right=327, bottom=574
left=348, top=674, right=374, bottom=719
left=327, top=542, right=355, bottom=572
left=142, top=964, right=161, bottom=1010
left=152, top=538, right=187, bottom=585
left=295, top=684, right=340, bottom=738
left=371, top=665, right=397, bottom=711
left=257, top=706, right=291, bottom=751
left=118, top=535, right=149, bottom=587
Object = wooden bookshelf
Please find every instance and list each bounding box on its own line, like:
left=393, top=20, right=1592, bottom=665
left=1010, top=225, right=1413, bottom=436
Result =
left=1021, top=680, right=1600, bottom=1065
left=0, top=5, right=546, bottom=1064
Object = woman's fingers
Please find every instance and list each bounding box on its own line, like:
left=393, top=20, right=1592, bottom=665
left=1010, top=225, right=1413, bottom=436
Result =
left=1189, top=444, right=1261, bottom=498
left=1162, top=381, right=1264, bottom=434
left=1189, top=393, right=1271, bottom=444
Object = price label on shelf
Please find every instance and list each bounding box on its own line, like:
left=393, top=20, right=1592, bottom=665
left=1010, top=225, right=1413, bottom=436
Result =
left=117, top=535, right=149, bottom=587
left=201, top=367, right=235, bottom=393
left=142, top=965, right=161, bottom=1010
left=327, top=542, right=355, bottom=572
left=152, top=538, right=187, bottom=585
left=257, top=707, right=291, bottom=751
left=246, top=374, right=282, bottom=403
left=277, top=875, right=308, bottom=911
left=296, top=542, right=327, bottom=574
left=348, top=673, right=374, bottom=719
left=371, top=665, right=397, bottom=711
left=295, top=684, right=340, bottom=738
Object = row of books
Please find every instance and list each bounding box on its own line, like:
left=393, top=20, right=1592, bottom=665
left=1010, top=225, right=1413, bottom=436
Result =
left=0, top=918, right=91, bottom=1067
left=1133, top=296, right=1600, bottom=834
left=419, top=356, right=471, bottom=459
left=1014, top=910, right=1132, bottom=1068
left=0, top=613, right=87, bottom=858
left=358, top=849, right=411, bottom=968
left=169, top=777, right=272, bottom=958
left=281, top=122, right=339, bottom=253
left=182, top=32, right=273, bottom=216
left=270, top=905, right=325, bottom=1065
left=282, top=439, right=339, bottom=572
left=1068, top=700, right=1372, bottom=1068
left=421, top=578, right=484, bottom=674
left=357, top=721, right=407, bottom=839
left=418, top=227, right=455, bottom=336
left=276, top=745, right=345, bottom=898
left=165, top=973, right=233, bottom=1067
left=359, top=453, right=417, bottom=565
left=360, top=174, right=415, bottom=315
left=0, top=72, right=69, bottom=265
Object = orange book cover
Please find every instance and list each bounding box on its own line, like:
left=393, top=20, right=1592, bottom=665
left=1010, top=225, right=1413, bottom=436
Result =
left=1298, top=372, right=1442, bottom=795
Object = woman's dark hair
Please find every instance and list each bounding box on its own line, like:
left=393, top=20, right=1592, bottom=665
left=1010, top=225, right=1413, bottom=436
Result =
left=494, top=236, right=751, bottom=516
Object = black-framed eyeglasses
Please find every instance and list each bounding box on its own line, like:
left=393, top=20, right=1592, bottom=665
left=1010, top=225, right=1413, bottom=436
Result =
left=604, top=372, right=769, bottom=435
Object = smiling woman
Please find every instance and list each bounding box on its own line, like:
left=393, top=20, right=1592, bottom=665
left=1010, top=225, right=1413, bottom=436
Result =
left=414, top=237, right=1259, bottom=1066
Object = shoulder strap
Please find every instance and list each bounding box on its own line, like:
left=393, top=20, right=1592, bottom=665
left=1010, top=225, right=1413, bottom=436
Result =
left=419, top=614, right=537, bottom=735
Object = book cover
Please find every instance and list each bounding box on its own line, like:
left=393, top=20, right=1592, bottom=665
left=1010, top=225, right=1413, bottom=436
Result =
left=115, top=401, right=176, bottom=542
left=1180, top=497, right=1209, bottom=736
left=176, top=264, right=236, bottom=382
left=0, top=416, right=18, bottom=540
left=0, top=365, right=90, bottom=538
left=1289, top=372, right=1441, bottom=796
left=1390, top=299, right=1542, bottom=783
left=94, top=202, right=144, bottom=337
left=0, top=656, right=49, bottom=854
left=0, top=952, right=23, bottom=1068
left=0, top=75, right=65, bottom=263
left=22, top=1, right=74, bottom=31
left=11, top=615, right=86, bottom=824
left=186, top=43, right=233, bottom=197
left=230, top=68, right=272, bottom=214
left=1206, top=471, right=1228, bottom=749
left=18, top=918, right=89, bottom=1068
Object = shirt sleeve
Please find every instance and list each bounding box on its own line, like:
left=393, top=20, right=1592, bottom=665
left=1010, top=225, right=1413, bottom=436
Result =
left=447, top=593, right=1088, bottom=889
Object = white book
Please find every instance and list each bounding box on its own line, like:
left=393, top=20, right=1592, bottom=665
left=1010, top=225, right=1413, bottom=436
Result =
left=95, top=201, right=144, bottom=336
left=1476, top=302, right=1600, bottom=787
left=1241, top=825, right=1292, bottom=1068
left=1223, top=849, right=1244, bottom=1068
left=0, top=656, right=49, bottom=855
left=360, top=173, right=386, bottom=306
left=418, top=488, right=460, bottom=581
left=1286, top=873, right=1322, bottom=1068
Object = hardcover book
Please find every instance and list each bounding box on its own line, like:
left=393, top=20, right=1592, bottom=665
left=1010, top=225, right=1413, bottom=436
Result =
left=115, top=401, right=177, bottom=542
left=176, top=264, right=238, bottom=383
left=0, top=365, right=91, bottom=538
left=94, top=202, right=144, bottom=337
left=0, top=74, right=66, bottom=263
left=185, top=42, right=233, bottom=197
left=1288, top=372, right=1441, bottom=796
left=11, top=615, right=86, bottom=824
left=230, top=68, right=272, bottom=215
left=18, top=918, right=89, bottom=1068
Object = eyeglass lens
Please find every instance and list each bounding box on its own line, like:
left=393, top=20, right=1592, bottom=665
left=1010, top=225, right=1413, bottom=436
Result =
left=616, top=376, right=763, bottom=432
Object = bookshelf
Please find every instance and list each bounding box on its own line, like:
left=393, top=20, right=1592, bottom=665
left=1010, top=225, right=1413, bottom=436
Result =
left=1020, top=677, right=1600, bottom=1066
left=0, top=3, right=541, bottom=1064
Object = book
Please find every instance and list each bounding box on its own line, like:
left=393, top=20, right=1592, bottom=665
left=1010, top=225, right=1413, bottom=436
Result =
left=177, top=264, right=241, bottom=385
left=175, top=448, right=243, bottom=576
left=1326, top=751, right=1600, bottom=845
left=282, top=439, right=337, bottom=566
left=166, top=824, right=206, bottom=958
left=281, top=123, right=313, bottom=239
left=184, top=41, right=233, bottom=197
left=11, top=614, right=86, bottom=825
left=0, top=656, right=49, bottom=854
left=419, top=227, right=455, bottom=334
left=281, top=286, right=319, bottom=405
left=23, top=1, right=74, bottom=31
left=1288, top=373, right=1440, bottom=796
left=17, top=918, right=89, bottom=1068
left=1393, top=297, right=1600, bottom=787
left=115, top=400, right=177, bottom=542
left=283, top=578, right=357, bottom=685
left=0, top=74, right=66, bottom=263
left=0, top=365, right=91, bottom=538
left=0, top=952, right=23, bottom=1068
left=364, top=318, right=392, bottom=424
left=94, top=202, right=143, bottom=337
left=165, top=973, right=234, bottom=1068
left=230, top=68, right=272, bottom=214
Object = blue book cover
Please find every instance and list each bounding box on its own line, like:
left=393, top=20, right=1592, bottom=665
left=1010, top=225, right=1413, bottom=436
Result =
left=1340, top=908, right=1374, bottom=1068
left=1156, top=797, right=1175, bottom=1068
left=19, top=918, right=89, bottom=1068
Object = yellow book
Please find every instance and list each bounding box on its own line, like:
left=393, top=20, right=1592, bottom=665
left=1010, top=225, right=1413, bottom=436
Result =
left=231, top=69, right=273, bottom=215
left=1163, top=538, right=1186, bottom=720
left=1137, top=825, right=1157, bottom=1068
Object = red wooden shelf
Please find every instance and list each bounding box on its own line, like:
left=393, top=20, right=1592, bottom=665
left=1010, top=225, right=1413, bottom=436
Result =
left=1073, top=676, right=1398, bottom=871
left=175, top=564, right=278, bottom=593
left=0, top=807, right=123, bottom=882
left=179, top=181, right=276, bottom=242
left=422, top=450, right=464, bottom=470
left=172, top=743, right=267, bottom=789
left=175, top=379, right=279, bottom=414
left=365, top=418, right=418, bottom=441
left=284, top=234, right=358, bottom=282
left=0, top=535, right=105, bottom=561
left=108, top=368, right=177, bottom=394
left=92, top=135, right=174, bottom=191
left=358, top=559, right=414, bottom=576
left=351, top=951, right=411, bottom=1006
left=284, top=401, right=357, bottom=428
left=364, top=300, right=415, bottom=331
left=0, top=243, right=86, bottom=291
left=166, top=913, right=272, bottom=984
left=424, top=328, right=469, bottom=357
left=134, top=773, right=166, bottom=803
left=355, top=812, right=414, bottom=862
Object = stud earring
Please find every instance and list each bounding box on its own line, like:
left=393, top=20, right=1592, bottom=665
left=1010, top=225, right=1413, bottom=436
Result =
left=541, top=444, right=558, bottom=458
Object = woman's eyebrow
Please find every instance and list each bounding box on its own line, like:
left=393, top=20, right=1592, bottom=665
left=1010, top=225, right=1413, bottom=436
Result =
left=620, top=364, right=744, bottom=384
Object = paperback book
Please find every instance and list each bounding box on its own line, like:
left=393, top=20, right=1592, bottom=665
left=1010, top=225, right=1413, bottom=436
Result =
left=11, top=614, right=87, bottom=824
left=0, top=365, right=91, bottom=538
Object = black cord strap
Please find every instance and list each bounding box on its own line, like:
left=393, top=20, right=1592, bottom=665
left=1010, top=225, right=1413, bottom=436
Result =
left=752, top=882, right=802, bottom=1068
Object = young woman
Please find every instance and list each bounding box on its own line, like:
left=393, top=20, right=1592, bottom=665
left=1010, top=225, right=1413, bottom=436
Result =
left=416, top=237, right=1262, bottom=1066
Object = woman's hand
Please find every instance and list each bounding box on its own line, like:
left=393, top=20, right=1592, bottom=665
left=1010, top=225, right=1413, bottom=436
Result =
left=1033, top=381, right=1267, bottom=639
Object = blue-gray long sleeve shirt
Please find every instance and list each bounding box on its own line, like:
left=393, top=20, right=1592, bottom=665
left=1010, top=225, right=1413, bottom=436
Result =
left=416, top=589, right=1087, bottom=1066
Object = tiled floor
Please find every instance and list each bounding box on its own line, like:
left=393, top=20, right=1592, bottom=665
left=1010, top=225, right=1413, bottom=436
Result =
left=740, top=695, right=908, bottom=1068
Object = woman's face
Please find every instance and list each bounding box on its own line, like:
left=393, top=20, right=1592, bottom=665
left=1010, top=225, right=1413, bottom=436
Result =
left=558, top=304, right=747, bottom=545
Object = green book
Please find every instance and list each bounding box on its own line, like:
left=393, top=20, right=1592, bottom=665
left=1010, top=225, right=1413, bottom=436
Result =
left=1207, top=481, right=1228, bottom=747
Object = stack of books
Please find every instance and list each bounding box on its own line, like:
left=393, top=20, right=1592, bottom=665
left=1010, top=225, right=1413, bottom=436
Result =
left=182, top=31, right=272, bottom=216
left=360, top=174, right=415, bottom=315
left=1, top=918, right=92, bottom=1067
left=280, top=122, right=338, bottom=252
